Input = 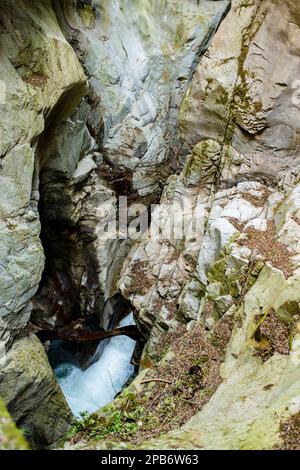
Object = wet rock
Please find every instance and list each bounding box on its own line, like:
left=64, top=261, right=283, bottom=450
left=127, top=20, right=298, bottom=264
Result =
left=0, top=335, right=72, bottom=448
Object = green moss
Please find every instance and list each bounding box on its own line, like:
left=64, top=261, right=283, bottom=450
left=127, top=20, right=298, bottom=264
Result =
left=237, top=0, right=256, bottom=11
left=77, top=2, right=96, bottom=28
left=174, top=21, right=188, bottom=50
left=205, top=239, right=265, bottom=324
left=216, top=88, right=231, bottom=107
left=208, top=2, right=270, bottom=196
left=181, top=139, right=221, bottom=186
left=65, top=386, right=166, bottom=447
left=18, top=46, right=49, bottom=79
left=68, top=407, right=141, bottom=442
left=250, top=306, right=272, bottom=339
left=0, top=399, right=29, bottom=450
left=207, top=258, right=228, bottom=288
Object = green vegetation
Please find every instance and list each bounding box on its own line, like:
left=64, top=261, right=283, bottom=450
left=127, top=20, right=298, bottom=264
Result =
left=70, top=407, right=141, bottom=441
left=66, top=391, right=156, bottom=445
left=65, top=319, right=235, bottom=448
left=0, top=399, right=29, bottom=450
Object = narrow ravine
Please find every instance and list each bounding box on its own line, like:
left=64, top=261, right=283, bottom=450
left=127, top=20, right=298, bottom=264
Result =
left=54, top=314, right=136, bottom=417
left=2, top=0, right=300, bottom=453
left=0, top=0, right=234, bottom=449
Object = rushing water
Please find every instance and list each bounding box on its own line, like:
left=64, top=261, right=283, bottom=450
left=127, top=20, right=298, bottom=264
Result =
left=54, top=314, right=136, bottom=417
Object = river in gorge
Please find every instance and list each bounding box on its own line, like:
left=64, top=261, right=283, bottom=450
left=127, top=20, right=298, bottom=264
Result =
left=53, top=314, right=136, bottom=417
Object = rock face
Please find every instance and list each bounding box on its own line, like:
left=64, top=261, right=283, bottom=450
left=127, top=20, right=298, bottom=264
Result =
left=2, top=0, right=300, bottom=452
left=0, top=0, right=86, bottom=446
left=0, top=335, right=72, bottom=448
left=179, top=0, right=300, bottom=190
left=0, top=398, right=28, bottom=450
left=33, top=0, right=230, bottom=328
left=66, top=0, right=300, bottom=451
left=59, top=0, right=230, bottom=199
left=112, top=0, right=300, bottom=450
left=0, top=0, right=231, bottom=448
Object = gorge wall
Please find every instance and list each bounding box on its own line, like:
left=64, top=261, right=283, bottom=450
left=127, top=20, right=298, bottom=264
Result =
left=1, top=0, right=300, bottom=451
left=0, top=0, right=230, bottom=447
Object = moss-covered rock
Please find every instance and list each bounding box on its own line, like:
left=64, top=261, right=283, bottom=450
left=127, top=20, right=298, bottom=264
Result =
left=0, top=0, right=86, bottom=448
left=0, top=399, right=28, bottom=450
left=0, top=335, right=72, bottom=448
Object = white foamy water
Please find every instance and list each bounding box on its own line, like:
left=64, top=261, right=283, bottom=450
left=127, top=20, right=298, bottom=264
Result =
left=54, top=314, right=136, bottom=417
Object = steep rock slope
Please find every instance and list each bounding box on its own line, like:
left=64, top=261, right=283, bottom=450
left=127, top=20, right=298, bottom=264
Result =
left=3, top=0, right=300, bottom=452
left=33, top=0, right=230, bottom=328
left=0, top=0, right=87, bottom=446
left=68, top=0, right=300, bottom=450
left=0, top=0, right=230, bottom=447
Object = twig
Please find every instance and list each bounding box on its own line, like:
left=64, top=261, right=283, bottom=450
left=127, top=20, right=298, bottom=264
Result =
left=157, top=414, right=170, bottom=433
left=147, top=390, right=167, bottom=411
left=157, top=413, right=180, bottom=434
left=140, top=378, right=172, bottom=385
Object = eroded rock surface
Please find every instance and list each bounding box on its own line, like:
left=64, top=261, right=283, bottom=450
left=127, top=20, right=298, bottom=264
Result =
left=67, top=0, right=300, bottom=450
left=33, top=0, right=230, bottom=327
left=2, top=0, right=300, bottom=451
left=0, top=0, right=86, bottom=446
left=0, top=0, right=231, bottom=447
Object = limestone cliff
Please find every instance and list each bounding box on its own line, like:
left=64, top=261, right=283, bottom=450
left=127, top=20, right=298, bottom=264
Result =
left=0, top=0, right=230, bottom=447
left=66, top=0, right=300, bottom=450
left=0, top=0, right=86, bottom=446
left=1, top=0, right=300, bottom=452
